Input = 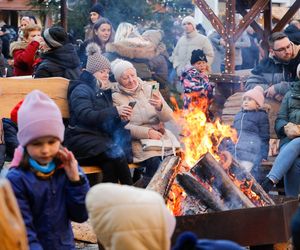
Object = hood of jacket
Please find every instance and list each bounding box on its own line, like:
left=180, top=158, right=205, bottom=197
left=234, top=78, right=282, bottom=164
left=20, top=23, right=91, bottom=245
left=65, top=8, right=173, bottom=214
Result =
left=106, top=36, right=156, bottom=59
left=10, top=40, right=29, bottom=56
left=290, top=80, right=300, bottom=97
left=86, top=183, right=176, bottom=250
left=285, top=24, right=300, bottom=35
left=41, top=43, right=80, bottom=69
left=67, top=70, right=97, bottom=99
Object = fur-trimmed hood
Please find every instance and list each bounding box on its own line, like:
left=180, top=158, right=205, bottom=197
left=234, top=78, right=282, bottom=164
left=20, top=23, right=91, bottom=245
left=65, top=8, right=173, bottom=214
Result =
left=106, top=36, right=156, bottom=59
left=10, top=40, right=29, bottom=56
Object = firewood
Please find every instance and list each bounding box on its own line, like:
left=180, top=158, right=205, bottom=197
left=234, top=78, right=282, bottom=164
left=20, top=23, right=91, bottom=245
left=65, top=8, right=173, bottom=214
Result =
left=231, top=158, right=275, bottom=205
left=191, top=153, right=255, bottom=208
left=146, top=155, right=180, bottom=199
left=177, top=173, right=227, bottom=212
left=0, top=179, right=28, bottom=250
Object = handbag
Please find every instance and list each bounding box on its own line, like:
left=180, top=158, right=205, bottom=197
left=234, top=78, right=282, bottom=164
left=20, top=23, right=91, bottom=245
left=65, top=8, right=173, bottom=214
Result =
left=140, top=129, right=181, bottom=157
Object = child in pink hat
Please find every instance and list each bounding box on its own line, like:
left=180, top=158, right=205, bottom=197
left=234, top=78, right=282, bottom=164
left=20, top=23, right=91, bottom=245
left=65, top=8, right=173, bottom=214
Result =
left=223, top=86, right=270, bottom=180
left=6, top=90, right=90, bottom=250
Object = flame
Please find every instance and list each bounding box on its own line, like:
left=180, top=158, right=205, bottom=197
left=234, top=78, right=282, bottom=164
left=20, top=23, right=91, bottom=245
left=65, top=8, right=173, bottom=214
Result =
left=166, top=183, right=186, bottom=216
left=171, top=94, right=237, bottom=167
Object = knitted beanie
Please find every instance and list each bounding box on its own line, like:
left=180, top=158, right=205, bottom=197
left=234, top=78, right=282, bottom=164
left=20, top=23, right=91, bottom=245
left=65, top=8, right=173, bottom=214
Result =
left=111, top=59, right=136, bottom=81
left=10, top=99, right=24, bottom=124
left=190, top=49, right=207, bottom=64
left=243, top=86, right=265, bottom=107
left=89, top=3, right=103, bottom=16
left=182, top=16, right=196, bottom=30
left=86, top=43, right=111, bottom=74
left=43, top=26, right=68, bottom=49
left=142, top=30, right=163, bottom=46
left=17, top=90, right=64, bottom=146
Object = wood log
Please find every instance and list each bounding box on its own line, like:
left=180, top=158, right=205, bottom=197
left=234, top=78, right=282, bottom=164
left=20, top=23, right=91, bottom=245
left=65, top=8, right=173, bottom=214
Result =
left=146, top=155, right=180, bottom=199
left=177, top=173, right=227, bottom=212
left=230, top=157, right=275, bottom=206
left=180, top=195, right=208, bottom=215
left=191, top=153, right=255, bottom=209
left=0, top=179, right=28, bottom=250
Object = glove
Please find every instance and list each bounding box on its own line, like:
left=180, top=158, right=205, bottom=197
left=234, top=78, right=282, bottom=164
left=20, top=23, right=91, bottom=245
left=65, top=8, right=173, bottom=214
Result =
left=284, top=122, right=300, bottom=139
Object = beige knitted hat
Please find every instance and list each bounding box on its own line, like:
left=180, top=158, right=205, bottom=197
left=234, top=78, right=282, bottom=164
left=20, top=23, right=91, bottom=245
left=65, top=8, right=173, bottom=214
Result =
left=86, top=43, right=111, bottom=74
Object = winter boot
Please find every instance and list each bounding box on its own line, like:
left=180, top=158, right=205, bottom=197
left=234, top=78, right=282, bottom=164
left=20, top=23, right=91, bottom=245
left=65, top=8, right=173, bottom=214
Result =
left=261, top=177, right=274, bottom=193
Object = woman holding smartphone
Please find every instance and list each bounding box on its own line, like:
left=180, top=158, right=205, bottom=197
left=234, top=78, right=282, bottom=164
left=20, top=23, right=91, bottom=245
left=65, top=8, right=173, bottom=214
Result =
left=112, top=59, right=175, bottom=185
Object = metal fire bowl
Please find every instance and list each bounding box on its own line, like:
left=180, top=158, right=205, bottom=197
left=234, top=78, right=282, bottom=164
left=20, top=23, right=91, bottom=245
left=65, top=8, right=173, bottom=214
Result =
left=172, top=196, right=299, bottom=246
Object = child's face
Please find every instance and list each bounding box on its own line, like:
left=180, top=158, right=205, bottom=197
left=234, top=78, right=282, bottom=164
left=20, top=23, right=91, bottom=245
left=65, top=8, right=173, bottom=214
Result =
left=242, top=96, right=259, bottom=110
left=94, top=69, right=110, bottom=82
left=26, top=136, right=60, bottom=165
left=193, top=61, right=207, bottom=73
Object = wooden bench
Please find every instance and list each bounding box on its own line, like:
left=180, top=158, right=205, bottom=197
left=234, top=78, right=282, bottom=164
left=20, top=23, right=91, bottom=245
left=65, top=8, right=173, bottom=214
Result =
left=0, top=77, right=139, bottom=174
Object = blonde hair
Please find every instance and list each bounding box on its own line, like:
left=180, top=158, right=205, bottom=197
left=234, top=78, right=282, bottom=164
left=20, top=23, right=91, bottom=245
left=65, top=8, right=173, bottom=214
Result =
left=23, top=24, right=42, bottom=39
left=114, top=22, right=138, bottom=43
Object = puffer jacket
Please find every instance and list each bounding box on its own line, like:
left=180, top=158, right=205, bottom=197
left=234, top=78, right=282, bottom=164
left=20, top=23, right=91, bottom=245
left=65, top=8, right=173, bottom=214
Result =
left=85, top=183, right=176, bottom=250
left=64, top=70, right=132, bottom=161
left=112, top=79, right=173, bottom=163
left=245, top=43, right=300, bottom=95
left=34, top=43, right=81, bottom=80
left=6, top=166, right=89, bottom=250
left=275, top=80, right=300, bottom=147
left=232, top=109, right=270, bottom=164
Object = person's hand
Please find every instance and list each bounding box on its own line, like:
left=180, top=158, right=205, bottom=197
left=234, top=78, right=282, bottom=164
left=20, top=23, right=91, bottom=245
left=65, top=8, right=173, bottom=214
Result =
left=56, top=146, right=79, bottom=182
left=264, top=85, right=276, bottom=98
left=149, top=92, right=163, bottom=111
left=284, top=122, right=300, bottom=139
left=148, top=129, right=163, bottom=139
left=116, top=105, right=132, bottom=121
left=220, top=38, right=226, bottom=46
left=32, top=35, right=43, bottom=44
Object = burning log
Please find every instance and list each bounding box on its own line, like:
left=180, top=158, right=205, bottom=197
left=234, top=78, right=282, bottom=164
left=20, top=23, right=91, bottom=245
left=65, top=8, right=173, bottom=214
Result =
left=177, top=173, right=228, bottom=212
left=180, top=195, right=208, bottom=215
left=191, top=152, right=255, bottom=209
left=230, top=157, right=275, bottom=206
left=146, top=155, right=180, bottom=199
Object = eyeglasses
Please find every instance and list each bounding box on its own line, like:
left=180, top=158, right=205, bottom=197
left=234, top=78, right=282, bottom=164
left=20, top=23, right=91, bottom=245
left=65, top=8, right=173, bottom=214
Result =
left=273, top=42, right=292, bottom=52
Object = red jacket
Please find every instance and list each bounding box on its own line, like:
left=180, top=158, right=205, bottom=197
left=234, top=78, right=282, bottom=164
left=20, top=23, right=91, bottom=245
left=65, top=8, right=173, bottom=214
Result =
left=11, top=40, right=42, bottom=76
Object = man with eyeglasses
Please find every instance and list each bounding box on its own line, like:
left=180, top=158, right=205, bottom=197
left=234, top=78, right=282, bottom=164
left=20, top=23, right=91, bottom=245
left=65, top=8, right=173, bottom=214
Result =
left=245, top=32, right=300, bottom=101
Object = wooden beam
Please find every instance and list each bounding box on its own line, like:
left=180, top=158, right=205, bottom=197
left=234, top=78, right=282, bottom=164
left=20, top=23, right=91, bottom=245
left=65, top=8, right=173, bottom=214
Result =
left=194, top=0, right=226, bottom=40
left=234, top=0, right=269, bottom=42
left=224, top=0, right=236, bottom=73
left=60, top=0, right=67, bottom=31
left=236, top=0, right=264, bottom=39
left=272, top=0, right=300, bottom=32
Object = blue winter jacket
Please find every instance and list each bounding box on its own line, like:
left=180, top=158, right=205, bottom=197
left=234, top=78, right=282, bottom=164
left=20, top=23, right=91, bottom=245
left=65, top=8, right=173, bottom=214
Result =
left=232, top=109, right=270, bottom=164
left=6, top=166, right=90, bottom=250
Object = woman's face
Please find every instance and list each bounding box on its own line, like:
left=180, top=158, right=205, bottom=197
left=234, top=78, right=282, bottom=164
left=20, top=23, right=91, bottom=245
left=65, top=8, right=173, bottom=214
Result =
left=95, top=23, right=111, bottom=43
left=119, top=68, right=138, bottom=89
left=94, top=69, right=110, bottom=83
left=90, top=12, right=100, bottom=24
left=20, top=18, right=30, bottom=31
left=25, top=30, right=42, bottom=43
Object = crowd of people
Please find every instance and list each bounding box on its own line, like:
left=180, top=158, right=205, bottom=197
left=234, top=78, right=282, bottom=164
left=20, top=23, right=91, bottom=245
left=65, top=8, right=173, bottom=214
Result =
left=0, top=3, right=300, bottom=250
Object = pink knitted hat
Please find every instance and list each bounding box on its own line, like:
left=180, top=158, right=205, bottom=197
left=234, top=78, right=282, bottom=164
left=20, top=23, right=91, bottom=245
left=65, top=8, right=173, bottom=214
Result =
left=243, top=86, right=265, bottom=107
left=17, top=90, right=64, bottom=146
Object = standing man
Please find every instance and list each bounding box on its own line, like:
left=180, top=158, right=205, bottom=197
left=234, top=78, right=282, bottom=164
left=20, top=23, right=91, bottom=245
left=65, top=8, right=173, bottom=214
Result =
left=170, top=16, right=214, bottom=78
left=245, top=32, right=300, bottom=101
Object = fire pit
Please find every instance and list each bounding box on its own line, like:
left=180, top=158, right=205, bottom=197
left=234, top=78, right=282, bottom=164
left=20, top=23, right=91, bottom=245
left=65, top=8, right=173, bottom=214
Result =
left=172, top=196, right=298, bottom=247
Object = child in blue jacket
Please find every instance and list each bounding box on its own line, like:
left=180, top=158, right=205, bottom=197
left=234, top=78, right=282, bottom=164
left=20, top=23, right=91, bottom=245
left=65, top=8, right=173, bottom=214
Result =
left=6, top=90, right=90, bottom=250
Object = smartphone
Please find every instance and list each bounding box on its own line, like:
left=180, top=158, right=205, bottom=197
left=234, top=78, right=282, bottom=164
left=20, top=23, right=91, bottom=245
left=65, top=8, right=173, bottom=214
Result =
left=151, top=82, right=159, bottom=98
left=128, top=101, right=137, bottom=108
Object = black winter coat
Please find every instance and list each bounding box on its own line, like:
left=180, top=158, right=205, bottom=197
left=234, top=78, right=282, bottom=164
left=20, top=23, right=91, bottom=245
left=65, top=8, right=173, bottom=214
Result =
left=34, top=43, right=81, bottom=80
left=64, top=71, right=132, bottom=162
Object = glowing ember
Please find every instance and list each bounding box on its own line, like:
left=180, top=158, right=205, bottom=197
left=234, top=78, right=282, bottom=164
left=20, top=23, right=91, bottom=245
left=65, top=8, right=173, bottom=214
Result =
left=166, top=183, right=186, bottom=216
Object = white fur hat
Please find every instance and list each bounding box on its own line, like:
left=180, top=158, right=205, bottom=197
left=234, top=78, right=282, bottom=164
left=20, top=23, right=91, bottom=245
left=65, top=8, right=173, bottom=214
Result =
left=111, top=59, right=136, bottom=81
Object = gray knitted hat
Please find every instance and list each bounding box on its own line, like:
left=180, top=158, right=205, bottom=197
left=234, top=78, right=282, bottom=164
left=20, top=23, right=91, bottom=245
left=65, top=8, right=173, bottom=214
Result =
left=86, top=43, right=111, bottom=74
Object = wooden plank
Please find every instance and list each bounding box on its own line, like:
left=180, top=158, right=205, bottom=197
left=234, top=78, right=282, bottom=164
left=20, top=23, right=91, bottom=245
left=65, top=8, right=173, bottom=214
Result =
left=0, top=77, right=69, bottom=118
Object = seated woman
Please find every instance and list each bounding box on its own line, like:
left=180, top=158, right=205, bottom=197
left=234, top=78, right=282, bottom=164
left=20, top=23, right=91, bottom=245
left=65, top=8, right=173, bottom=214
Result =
left=111, top=59, right=176, bottom=184
left=262, top=67, right=300, bottom=197
left=64, top=43, right=133, bottom=185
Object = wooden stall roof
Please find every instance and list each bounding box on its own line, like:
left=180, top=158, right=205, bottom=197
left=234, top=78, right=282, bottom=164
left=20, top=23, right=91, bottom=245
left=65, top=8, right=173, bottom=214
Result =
left=0, top=0, right=37, bottom=11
